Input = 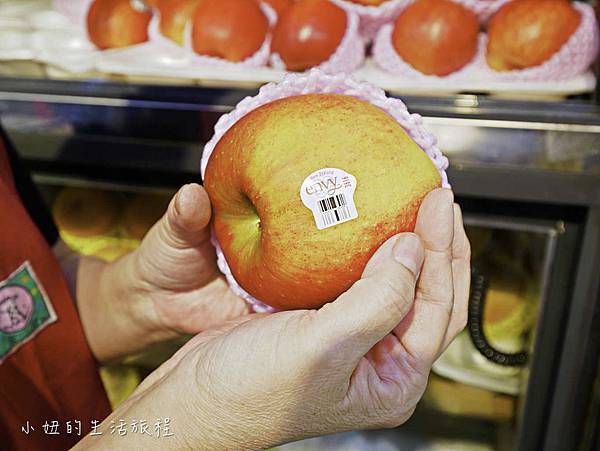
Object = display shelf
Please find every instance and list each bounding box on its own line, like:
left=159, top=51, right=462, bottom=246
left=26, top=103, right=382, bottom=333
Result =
left=0, top=75, right=599, bottom=451
left=1, top=76, right=599, bottom=207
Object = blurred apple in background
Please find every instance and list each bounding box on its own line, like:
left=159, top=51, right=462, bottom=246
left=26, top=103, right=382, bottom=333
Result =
left=262, top=0, right=293, bottom=17
left=123, top=193, right=172, bottom=239
left=156, top=0, right=200, bottom=46
left=52, top=188, right=120, bottom=237
left=204, top=94, right=441, bottom=310
left=271, top=0, right=347, bottom=71
left=87, top=0, right=152, bottom=49
left=191, top=0, right=269, bottom=61
left=391, top=0, right=479, bottom=76
left=486, top=0, right=580, bottom=71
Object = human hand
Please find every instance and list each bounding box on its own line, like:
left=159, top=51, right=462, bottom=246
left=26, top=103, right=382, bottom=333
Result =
left=127, top=184, right=249, bottom=333
left=125, top=183, right=250, bottom=336
left=77, top=184, right=249, bottom=362
left=76, top=188, right=470, bottom=449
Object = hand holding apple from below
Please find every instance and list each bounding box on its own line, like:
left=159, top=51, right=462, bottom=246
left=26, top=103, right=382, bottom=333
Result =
left=191, top=0, right=269, bottom=62
left=391, top=0, right=479, bottom=76
left=73, top=188, right=471, bottom=450
left=87, top=0, right=152, bottom=49
left=486, top=0, right=581, bottom=71
left=271, top=0, right=348, bottom=71
left=204, top=93, right=442, bottom=310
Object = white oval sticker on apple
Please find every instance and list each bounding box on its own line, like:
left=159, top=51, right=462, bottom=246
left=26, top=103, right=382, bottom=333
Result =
left=300, top=168, right=358, bottom=230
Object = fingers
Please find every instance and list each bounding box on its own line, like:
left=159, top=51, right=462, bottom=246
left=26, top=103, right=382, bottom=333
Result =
left=316, top=233, right=424, bottom=366
left=393, top=188, right=455, bottom=367
left=134, top=183, right=218, bottom=290
left=162, top=183, right=212, bottom=249
left=164, top=277, right=252, bottom=334
left=440, top=204, right=471, bottom=353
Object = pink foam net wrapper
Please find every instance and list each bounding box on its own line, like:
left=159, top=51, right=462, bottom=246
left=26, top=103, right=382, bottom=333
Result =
left=452, top=0, right=511, bottom=24
left=330, top=0, right=410, bottom=42
left=52, top=0, right=94, bottom=28
left=373, top=2, right=599, bottom=82
left=269, top=9, right=365, bottom=74
left=373, top=27, right=487, bottom=80
left=200, top=69, right=450, bottom=313
left=483, top=2, right=600, bottom=82
left=176, top=2, right=276, bottom=69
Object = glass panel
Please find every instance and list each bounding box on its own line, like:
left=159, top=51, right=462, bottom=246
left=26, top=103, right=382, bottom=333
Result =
left=424, top=119, right=600, bottom=175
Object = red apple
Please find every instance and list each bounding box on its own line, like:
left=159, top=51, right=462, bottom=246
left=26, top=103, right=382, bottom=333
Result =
left=157, top=0, right=201, bottom=46
left=262, top=0, right=293, bottom=17
left=204, top=93, right=441, bottom=310
left=486, top=0, right=580, bottom=71
left=191, top=0, right=269, bottom=62
left=391, top=0, right=479, bottom=76
left=87, top=0, right=152, bottom=49
left=271, top=0, right=347, bottom=71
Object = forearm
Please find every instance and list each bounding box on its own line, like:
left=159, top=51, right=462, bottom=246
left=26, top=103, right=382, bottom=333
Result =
left=71, top=381, right=192, bottom=450
left=75, top=253, right=178, bottom=363
left=70, top=353, right=258, bottom=451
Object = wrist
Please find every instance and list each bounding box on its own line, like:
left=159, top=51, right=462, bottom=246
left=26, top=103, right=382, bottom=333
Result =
left=187, top=353, right=279, bottom=450
left=79, top=252, right=179, bottom=362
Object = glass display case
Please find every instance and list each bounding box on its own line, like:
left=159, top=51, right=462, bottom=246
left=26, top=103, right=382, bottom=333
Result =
left=3, top=0, right=600, bottom=449
left=0, top=75, right=599, bottom=451
left=0, top=78, right=600, bottom=450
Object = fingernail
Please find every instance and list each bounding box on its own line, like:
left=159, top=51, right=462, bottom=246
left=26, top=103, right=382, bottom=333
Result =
left=175, top=184, right=193, bottom=216
left=440, top=188, right=454, bottom=205
left=393, top=234, right=424, bottom=276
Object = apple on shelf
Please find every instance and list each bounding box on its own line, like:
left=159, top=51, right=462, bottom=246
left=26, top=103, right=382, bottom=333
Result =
left=155, top=0, right=201, bottom=46
left=486, top=0, right=581, bottom=71
left=52, top=188, right=120, bottom=238
left=391, top=0, right=480, bottom=76
left=271, top=0, right=348, bottom=71
left=203, top=93, right=442, bottom=311
left=262, top=0, right=293, bottom=17
left=87, top=0, right=153, bottom=50
left=191, top=0, right=269, bottom=62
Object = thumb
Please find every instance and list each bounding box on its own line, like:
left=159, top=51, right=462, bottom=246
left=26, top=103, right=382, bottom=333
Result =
left=158, top=183, right=212, bottom=249
left=316, top=233, right=424, bottom=362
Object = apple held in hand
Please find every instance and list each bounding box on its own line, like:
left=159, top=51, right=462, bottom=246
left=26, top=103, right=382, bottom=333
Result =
left=271, top=0, right=348, bottom=71
left=391, top=0, right=479, bottom=76
left=486, top=0, right=581, bottom=71
left=191, top=0, right=269, bottom=62
left=87, top=0, right=152, bottom=49
left=156, top=0, right=200, bottom=46
left=204, top=93, right=441, bottom=310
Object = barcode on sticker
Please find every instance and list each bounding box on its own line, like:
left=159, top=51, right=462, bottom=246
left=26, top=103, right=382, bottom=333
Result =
left=318, top=194, right=351, bottom=226
left=318, top=194, right=346, bottom=212
left=300, top=167, right=359, bottom=230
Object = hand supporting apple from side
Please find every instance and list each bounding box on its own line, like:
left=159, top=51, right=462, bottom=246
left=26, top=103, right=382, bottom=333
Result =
left=72, top=187, right=470, bottom=449
left=73, top=184, right=249, bottom=363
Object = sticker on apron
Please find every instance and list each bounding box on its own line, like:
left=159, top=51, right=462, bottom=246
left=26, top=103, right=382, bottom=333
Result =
left=0, top=261, right=57, bottom=364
